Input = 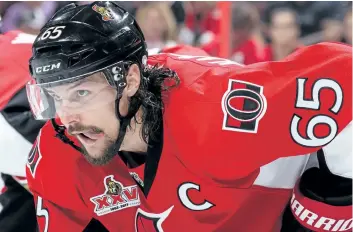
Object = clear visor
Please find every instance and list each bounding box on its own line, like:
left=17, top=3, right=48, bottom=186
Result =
left=26, top=72, right=118, bottom=120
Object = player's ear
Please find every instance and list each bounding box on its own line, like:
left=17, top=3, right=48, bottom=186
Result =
left=125, top=64, right=141, bottom=97
left=119, top=64, right=141, bottom=117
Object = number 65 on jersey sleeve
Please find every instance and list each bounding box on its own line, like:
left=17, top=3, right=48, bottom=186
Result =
left=249, top=42, right=351, bottom=167
left=290, top=77, right=344, bottom=148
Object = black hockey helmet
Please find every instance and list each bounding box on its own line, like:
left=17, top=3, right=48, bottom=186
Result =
left=27, top=1, right=148, bottom=120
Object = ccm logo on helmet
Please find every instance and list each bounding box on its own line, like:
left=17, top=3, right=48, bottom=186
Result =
left=35, top=62, right=61, bottom=74
left=221, top=79, right=267, bottom=133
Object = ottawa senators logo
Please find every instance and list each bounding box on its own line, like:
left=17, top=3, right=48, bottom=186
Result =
left=222, top=79, right=267, bottom=133
left=105, top=176, right=123, bottom=195
left=92, top=4, right=114, bottom=21
left=90, top=175, right=140, bottom=216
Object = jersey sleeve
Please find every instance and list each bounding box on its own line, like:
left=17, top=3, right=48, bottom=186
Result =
left=164, top=42, right=352, bottom=184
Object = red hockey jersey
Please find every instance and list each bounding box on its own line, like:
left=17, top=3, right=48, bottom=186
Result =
left=136, top=43, right=352, bottom=232
left=27, top=42, right=352, bottom=232
left=25, top=45, right=207, bottom=232
left=137, top=42, right=352, bottom=232
left=26, top=122, right=147, bottom=231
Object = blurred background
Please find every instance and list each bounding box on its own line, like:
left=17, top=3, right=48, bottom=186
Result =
left=0, top=1, right=351, bottom=64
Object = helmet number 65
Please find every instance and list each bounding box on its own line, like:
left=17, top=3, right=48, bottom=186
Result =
left=39, top=26, right=66, bottom=41
left=290, top=78, right=343, bottom=147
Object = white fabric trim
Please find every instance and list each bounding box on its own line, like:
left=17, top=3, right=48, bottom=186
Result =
left=254, top=155, right=310, bottom=189
left=0, top=113, right=32, bottom=177
left=322, top=122, right=352, bottom=178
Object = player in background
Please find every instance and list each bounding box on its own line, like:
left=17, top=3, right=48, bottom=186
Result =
left=27, top=2, right=352, bottom=232
left=202, top=3, right=267, bottom=64
left=0, top=30, right=42, bottom=232
left=264, top=7, right=302, bottom=61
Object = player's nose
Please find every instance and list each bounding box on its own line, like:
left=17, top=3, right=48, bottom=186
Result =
left=57, top=106, right=80, bottom=126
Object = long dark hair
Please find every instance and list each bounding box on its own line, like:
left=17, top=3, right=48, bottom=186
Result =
left=126, top=64, right=180, bottom=143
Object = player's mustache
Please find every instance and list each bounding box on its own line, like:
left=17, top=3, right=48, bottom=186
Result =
left=67, top=124, right=104, bottom=135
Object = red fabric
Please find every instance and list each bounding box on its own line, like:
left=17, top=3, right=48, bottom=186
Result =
left=147, top=41, right=351, bottom=187
left=291, top=183, right=352, bottom=231
left=202, top=37, right=267, bottom=64
left=0, top=31, right=34, bottom=110
left=27, top=43, right=352, bottom=231
left=142, top=42, right=352, bottom=231
left=27, top=124, right=147, bottom=231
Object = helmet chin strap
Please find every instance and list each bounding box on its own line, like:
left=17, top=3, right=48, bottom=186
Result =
left=51, top=119, right=83, bottom=153
left=114, top=96, right=142, bottom=152
left=114, top=98, right=130, bottom=152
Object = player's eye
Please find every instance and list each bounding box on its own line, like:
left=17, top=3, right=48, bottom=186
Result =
left=77, top=90, right=90, bottom=97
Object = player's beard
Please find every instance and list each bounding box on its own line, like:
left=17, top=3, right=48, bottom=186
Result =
left=67, top=124, right=119, bottom=166
left=79, top=137, right=119, bottom=166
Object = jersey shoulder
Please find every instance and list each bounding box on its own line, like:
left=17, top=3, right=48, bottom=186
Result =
left=148, top=49, right=244, bottom=89
left=160, top=42, right=352, bottom=182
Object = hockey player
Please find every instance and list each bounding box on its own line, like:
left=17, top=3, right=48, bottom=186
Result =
left=0, top=29, right=117, bottom=232
left=26, top=2, right=352, bottom=232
